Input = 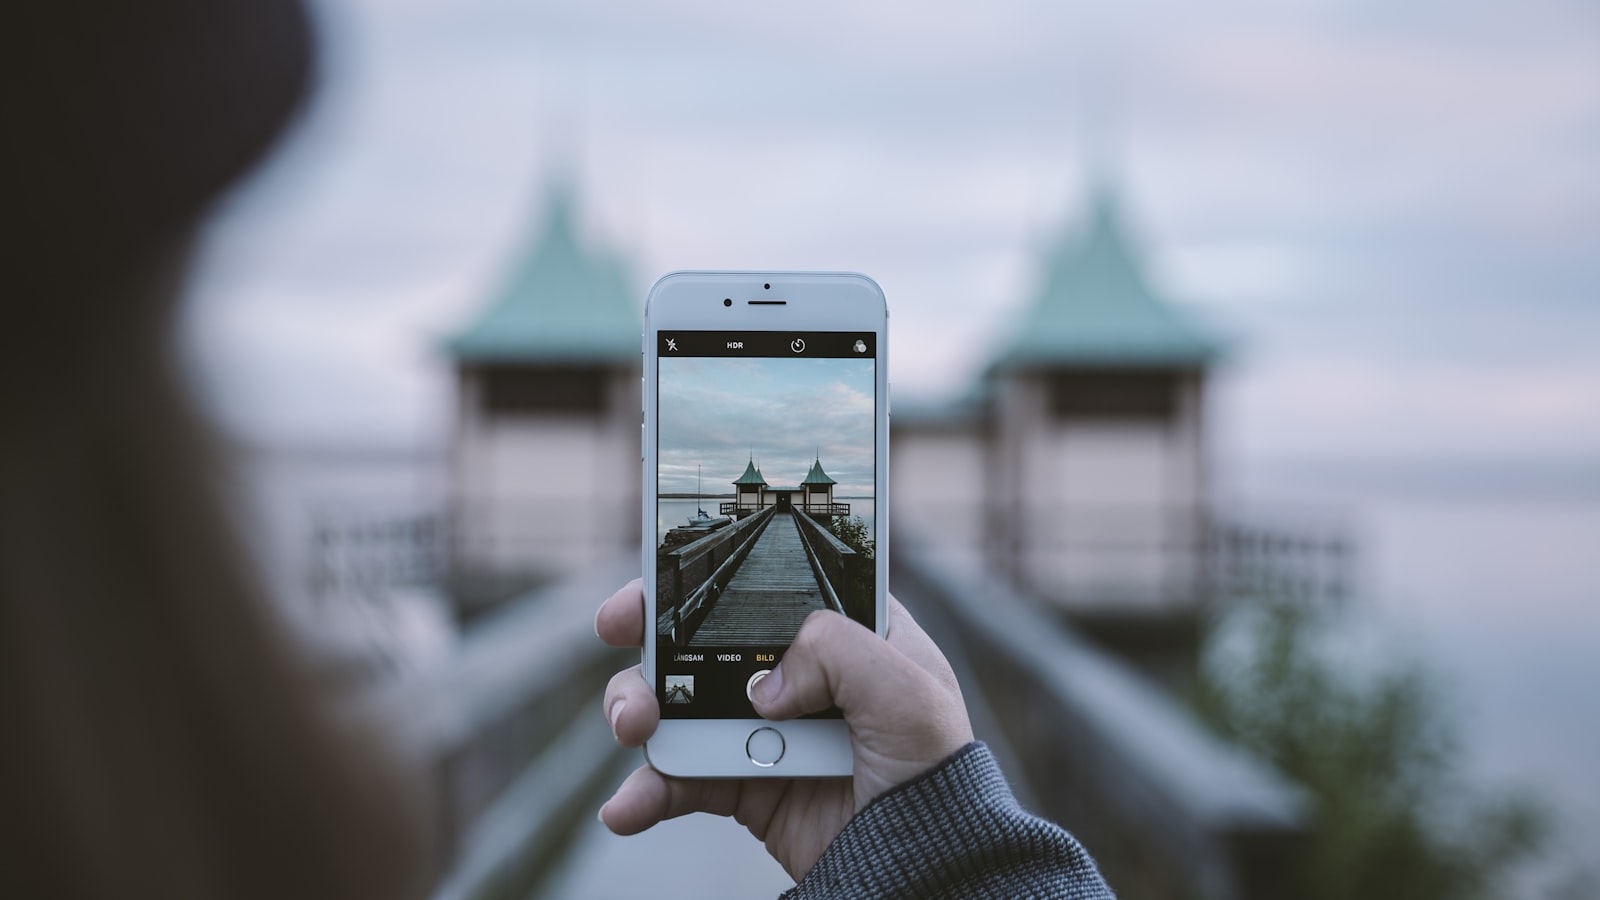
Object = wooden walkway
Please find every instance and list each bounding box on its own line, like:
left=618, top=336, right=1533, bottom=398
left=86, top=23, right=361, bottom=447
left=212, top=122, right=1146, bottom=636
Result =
left=690, top=510, right=826, bottom=646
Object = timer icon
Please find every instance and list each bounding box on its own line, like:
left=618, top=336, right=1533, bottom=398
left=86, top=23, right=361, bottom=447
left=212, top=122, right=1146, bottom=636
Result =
left=790, top=338, right=805, bottom=353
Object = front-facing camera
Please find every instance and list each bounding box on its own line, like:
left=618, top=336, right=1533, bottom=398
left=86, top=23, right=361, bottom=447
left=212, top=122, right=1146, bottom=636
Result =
left=723, top=298, right=732, bottom=307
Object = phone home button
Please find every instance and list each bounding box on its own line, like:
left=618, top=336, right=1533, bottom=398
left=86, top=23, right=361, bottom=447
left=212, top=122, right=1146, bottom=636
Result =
left=745, top=727, right=785, bottom=768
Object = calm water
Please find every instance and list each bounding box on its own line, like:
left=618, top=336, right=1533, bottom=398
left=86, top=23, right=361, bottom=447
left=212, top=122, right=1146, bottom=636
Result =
left=1228, top=461, right=1600, bottom=889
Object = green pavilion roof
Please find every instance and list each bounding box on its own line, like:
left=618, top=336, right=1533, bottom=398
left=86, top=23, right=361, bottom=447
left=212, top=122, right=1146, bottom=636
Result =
left=991, top=187, right=1220, bottom=372
left=732, top=459, right=767, bottom=486
left=449, top=186, right=639, bottom=364
left=800, top=458, right=837, bottom=485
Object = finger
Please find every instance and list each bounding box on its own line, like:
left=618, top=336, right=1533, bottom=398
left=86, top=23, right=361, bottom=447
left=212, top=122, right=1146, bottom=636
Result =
left=598, top=764, right=743, bottom=835
left=751, top=609, right=973, bottom=805
left=603, top=664, right=658, bottom=748
left=596, top=578, right=646, bottom=648
left=883, top=594, right=962, bottom=696
left=752, top=609, right=932, bottom=723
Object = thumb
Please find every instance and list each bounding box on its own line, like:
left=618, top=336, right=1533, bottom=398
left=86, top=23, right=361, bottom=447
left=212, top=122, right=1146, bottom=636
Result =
left=751, top=609, right=967, bottom=740
left=751, top=609, right=905, bottom=720
left=750, top=609, right=972, bottom=806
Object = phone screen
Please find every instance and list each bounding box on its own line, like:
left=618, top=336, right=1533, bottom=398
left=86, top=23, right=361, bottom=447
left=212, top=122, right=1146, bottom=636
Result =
left=654, top=330, right=879, bottom=719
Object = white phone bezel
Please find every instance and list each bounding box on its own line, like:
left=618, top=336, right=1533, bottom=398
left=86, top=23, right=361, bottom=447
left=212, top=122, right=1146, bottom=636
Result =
left=641, top=271, right=889, bottom=779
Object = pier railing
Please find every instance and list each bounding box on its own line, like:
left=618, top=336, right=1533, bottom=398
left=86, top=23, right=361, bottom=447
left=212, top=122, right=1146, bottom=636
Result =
left=974, top=504, right=1351, bottom=612
left=799, top=501, right=850, bottom=517
left=372, top=559, right=637, bottom=900
left=310, top=511, right=446, bottom=603
left=893, top=537, right=1310, bottom=900
left=720, top=501, right=850, bottom=517
left=792, top=509, right=861, bottom=620
left=656, top=506, right=775, bottom=644
left=1211, top=515, right=1350, bottom=607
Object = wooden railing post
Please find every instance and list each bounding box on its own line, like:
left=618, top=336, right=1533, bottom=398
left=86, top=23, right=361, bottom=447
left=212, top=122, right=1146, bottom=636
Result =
left=793, top=510, right=858, bottom=619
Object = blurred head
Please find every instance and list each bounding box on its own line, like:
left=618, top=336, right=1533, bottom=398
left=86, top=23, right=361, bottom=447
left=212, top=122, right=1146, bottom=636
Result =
left=3, top=3, right=430, bottom=897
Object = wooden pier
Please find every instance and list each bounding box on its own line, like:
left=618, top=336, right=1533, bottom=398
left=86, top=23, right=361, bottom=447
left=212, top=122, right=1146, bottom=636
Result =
left=691, top=510, right=828, bottom=646
left=657, top=506, right=864, bottom=647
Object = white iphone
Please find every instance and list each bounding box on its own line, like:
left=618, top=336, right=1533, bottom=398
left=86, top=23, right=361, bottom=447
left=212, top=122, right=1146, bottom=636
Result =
left=642, top=271, right=889, bottom=777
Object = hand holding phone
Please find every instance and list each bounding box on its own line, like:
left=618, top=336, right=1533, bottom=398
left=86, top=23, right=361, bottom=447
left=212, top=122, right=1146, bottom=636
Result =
left=596, top=579, right=974, bottom=880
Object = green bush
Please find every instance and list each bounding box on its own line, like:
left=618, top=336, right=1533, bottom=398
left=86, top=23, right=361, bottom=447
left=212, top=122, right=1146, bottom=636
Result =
left=1193, top=603, right=1548, bottom=900
left=827, top=515, right=875, bottom=613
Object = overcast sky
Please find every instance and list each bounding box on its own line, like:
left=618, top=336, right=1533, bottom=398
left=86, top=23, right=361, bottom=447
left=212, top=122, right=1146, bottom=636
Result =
left=658, top=356, right=875, bottom=496
left=184, top=0, right=1600, bottom=471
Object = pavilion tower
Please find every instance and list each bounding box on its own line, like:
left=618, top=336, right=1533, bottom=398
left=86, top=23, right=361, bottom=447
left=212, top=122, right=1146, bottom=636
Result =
left=731, top=457, right=767, bottom=516
left=894, top=183, right=1221, bottom=619
left=800, top=456, right=838, bottom=515
left=985, top=185, right=1219, bottom=609
left=446, top=185, right=640, bottom=605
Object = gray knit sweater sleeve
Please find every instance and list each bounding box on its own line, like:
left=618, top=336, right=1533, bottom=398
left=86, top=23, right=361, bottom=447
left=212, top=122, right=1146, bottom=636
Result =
left=783, top=742, right=1114, bottom=899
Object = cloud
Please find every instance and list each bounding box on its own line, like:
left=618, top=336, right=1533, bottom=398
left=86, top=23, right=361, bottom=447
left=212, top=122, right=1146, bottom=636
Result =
left=186, top=0, right=1600, bottom=464
left=658, top=356, right=876, bottom=496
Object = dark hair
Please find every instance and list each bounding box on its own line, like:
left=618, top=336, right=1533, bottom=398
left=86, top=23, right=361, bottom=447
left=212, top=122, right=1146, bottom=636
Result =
left=3, top=3, right=431, bottom=896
